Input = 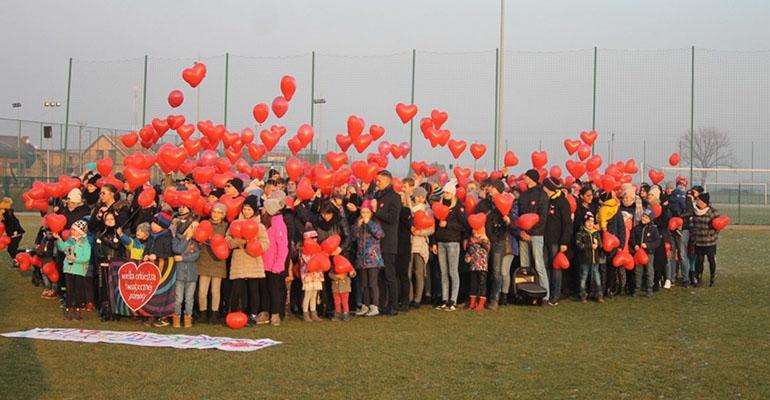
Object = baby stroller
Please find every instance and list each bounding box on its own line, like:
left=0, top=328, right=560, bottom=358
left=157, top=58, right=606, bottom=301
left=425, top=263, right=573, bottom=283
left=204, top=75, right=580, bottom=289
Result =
left=512, top=266, right=548, bottom=305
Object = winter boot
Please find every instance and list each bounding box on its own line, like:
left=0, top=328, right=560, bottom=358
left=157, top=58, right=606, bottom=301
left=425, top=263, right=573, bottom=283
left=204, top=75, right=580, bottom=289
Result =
left=310, top=311, right=322, bottom=322
left=475, top=297, right=487, bottom=312
left=199, top=310, right=209, bottom=324
left=183, top=316, right=193, bottom=328
left=303, top=312, right=313, bottom=322
left=270, top=314, right=281, bottom=326
left=256, top=312, right=270, bottom=325
left=467, top=296, right=477, bottom=310
left=172, top=315, right=181, bottom=328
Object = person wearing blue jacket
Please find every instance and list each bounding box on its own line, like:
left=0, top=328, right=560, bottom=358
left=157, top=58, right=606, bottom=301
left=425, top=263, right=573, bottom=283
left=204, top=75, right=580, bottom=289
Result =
left=53, top=220, right=92, bottom=321
left=172, top=220, right=201, bottom=328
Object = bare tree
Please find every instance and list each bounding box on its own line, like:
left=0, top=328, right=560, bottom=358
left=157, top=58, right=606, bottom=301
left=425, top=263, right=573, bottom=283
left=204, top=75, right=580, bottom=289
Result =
left=678, top=127, right=738, bottom=185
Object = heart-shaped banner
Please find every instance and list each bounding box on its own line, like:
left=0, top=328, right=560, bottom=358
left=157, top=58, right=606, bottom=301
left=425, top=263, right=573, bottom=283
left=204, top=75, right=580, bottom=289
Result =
left=118, top=261, right=161, bottom=312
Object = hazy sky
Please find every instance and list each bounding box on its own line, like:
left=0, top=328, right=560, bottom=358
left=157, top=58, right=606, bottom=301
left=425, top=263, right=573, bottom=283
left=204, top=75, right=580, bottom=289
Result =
left=1, top=0, right=768, bottom=174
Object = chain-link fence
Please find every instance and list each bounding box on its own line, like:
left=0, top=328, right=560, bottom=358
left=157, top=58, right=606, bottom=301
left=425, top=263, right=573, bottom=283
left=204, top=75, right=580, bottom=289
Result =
left=1, top=48, right=768, bottom=223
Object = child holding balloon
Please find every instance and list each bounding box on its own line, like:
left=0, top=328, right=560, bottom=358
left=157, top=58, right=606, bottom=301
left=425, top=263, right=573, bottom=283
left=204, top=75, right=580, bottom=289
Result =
left=300, top=229, right=325, bottom=322
left=630, top=209, right=661, bottom=297
left=464, top=228, right=490, bottom=311
left=53, top=220, right=91, bottom=321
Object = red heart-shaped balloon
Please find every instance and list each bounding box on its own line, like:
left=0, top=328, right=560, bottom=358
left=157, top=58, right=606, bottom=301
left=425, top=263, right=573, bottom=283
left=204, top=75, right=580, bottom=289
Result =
left=494, top=193, right=514, bottom=215
left=634, top=250, right=649, bottom=266
left=288, top=136, right=304, bottom=155
left=260, top=129, right=281, bottom=152
left=431, top=203, right=450, bottom=221
left=586, top=155, right=603, bottom=172
left=193, top=220, right=213, bottom=243
left=353, top=134, right=373, bottom=153
left=280, top=75, right=296, bottom=101
left=296, top=124, right=314, bottom=147
left=431, top=109, right=448, bottom=129
left=669, top=152, right=681, bottom=167
left=580, top=130, right=598, bottom=145
left=413, top=210, right=435, bottom=230
left=648, top=169, right=665, bottom=185
left=167, top=114, right=185, bottom=130
left=395, top=103, right=418, bottom=124
left=565, top=160, right=586, bottom=179
left=252, top=103, right=269, bottom=124
left=504, top=151, right=519, bottom=167
left=321, top=234, right=342, bottom=255
left=333, top=255, right=354, bottom=274
left=285, top=157, right=303, bottom=182
left=97, top=158, right=113, bottom=177
left=326, top=151, right=348, bottom=171
left=531, top=151, right=548, bottom=169
left=45, top=213, right=67, bottom=234
left=711, top=216, right=730, bottom=231
left=271, top=96, right=289, bottom=118
left=515, top=213, right=540, bottom=231
left=602, top=231, right=620, bottom=252
left=182, top=63, right=206, bottom=88
left=336, top=134, right=352, bottom=152
left=577, top=143, right=592, bottom=161
left=347, top=116, right=365, bottom=139
left=121, top=132, right=139, bottom=148
left=468, top=213, right=487, bottom=231
left=564, top=139, right=581, bottom=155
left=470, top=143, right=487, bottom=160
left=369, top=125, right=385, bottom=141
left=553, top=252, right=570, bottom=269
left=124, top=166, right=151, bottom=191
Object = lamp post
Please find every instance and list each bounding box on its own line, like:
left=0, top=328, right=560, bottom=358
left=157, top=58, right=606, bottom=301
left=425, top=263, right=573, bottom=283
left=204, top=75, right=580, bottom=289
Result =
left=44, top=101, right=62, bottom=180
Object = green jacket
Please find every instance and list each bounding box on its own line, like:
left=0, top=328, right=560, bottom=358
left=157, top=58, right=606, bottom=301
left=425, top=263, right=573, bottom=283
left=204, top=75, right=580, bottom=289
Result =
left=56, top=237, right=92, bottom=277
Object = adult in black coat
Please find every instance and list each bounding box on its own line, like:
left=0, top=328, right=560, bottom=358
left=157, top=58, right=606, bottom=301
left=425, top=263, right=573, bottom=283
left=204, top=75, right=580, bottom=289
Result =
left=314, top=200, right=353, bottom=318
left=88, top=183, right=130, bottom=233
left=542, top=178, right=573, bottom=304
left=472, top=179, right=510, bottom=309
left=516, top=169, right=551, bottom=302
left=371, top=170, right=402, bottom=316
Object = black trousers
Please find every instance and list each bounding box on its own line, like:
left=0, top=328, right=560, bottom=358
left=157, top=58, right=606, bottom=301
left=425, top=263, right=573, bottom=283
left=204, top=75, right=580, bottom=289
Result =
left=396, top=250, right=411, bottom=307
left=469, top=271, right=487, bottom=297
left=64, top=273, right=87, bottom=309
left=265, top=272, right=285, bottom=315
left=696, top=250, right=717, bottom=282
left=229, top=278, right=266, bottom=316
left=7, top=236, right=22, bottom=259
left=381, top=253, right=398, bottom=310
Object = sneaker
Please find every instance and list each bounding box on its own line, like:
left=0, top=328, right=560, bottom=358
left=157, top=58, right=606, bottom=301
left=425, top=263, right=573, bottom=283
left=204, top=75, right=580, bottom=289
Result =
left=152, top=318, right=170, bottom=327
left=445, top=305, right=456, bottom=312
left=40, top=290, right=50, bottom=299
left=365, top=305, right=379, bottom=317
left=256, top=312, right=270, bottom=325
left=354, top=305, right=369, bottom=316
left=270, top=314, right=281, bottom=327
left=247, top=315, right=257, bottom=327
left=663, top=280, right=672, bottom=289
left=435, top=302, right=448, bottom=310
left=341, top=312, right=350, bottom=321
left=548, top=300, right=559, bottom=306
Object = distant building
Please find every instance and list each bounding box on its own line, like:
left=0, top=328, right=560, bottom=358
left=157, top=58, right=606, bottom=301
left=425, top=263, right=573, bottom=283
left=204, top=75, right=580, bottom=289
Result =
left=0, top=134, right=37, bottom=176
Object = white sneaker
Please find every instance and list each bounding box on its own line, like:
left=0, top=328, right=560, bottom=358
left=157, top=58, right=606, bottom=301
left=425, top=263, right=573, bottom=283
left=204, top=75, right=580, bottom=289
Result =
left=354, top=305, right=369, bottom=316
left=663, top=280, right=672, bottom=289
left=365, top=305, right=379, bottom=317
left=445, top=305, right=456, bottom=312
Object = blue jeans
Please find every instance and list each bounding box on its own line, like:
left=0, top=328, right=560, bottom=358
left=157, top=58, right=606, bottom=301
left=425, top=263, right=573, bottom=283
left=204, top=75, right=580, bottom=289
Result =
left=519, top=236, right=549, bottom=301
left=438, top=242, right=461, bottom=304
left=175, top=280, right=197, bottom=316
left=544, top=243, right=563, bottom=302
left=579, top=263, right=601, bottom=295
left=665, top=238, right=676, bottom=282
left=487, top=241, right=506, bottom=302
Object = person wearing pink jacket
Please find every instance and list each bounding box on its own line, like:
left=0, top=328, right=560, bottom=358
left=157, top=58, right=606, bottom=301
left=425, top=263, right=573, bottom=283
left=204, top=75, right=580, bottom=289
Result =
left=261, top=198, right=289, bottom=326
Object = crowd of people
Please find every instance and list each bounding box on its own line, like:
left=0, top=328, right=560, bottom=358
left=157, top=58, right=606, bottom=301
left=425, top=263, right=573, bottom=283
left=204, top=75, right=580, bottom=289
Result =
left=4, top=165, right=723, bottom=328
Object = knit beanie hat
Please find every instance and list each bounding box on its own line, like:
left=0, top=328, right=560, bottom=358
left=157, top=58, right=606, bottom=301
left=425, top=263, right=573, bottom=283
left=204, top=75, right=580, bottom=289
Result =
left=71, top=220, right=88, bottom=236
left=413, top=186, right=428, bottom=199
left=361, top=199, right=374, bottom=211
left=136, top=222, right=150, bottom=234
left=211, top=202, right=227, bottom=214
left=67, top=188, right=83, bottom=205
left=0, top=197, right=12, bottom=210
left=227, top=178, right=244, bottom=194
left=642, top=208, right=653, bottom=218
left=152, top=211, right=173, bottom=229
left=525, top=169, right=540, bottom=183
left=242, top=195, right=261, bottom=213
left=264, top=198, right=284, bottom=216
left=543, top=177, right=560, bottom=192
left=584, top=211, right=595, bottom=222
left=442, top=179, right=457, bottom=195
left=87, top=174, right=102, bottom=186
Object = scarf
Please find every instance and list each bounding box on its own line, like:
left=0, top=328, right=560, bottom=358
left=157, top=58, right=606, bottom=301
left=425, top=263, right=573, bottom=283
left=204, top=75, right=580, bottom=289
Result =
left=693, top=204, right=710, bottom=216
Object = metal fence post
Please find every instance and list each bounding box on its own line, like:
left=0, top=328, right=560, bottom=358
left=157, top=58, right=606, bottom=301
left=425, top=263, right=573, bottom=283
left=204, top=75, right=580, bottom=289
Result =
left=17, top=119, right=22, bottom=175
left=224, top=52, right=230, bottom=128
left=738, top=182, right=742, bottom=224
left=689, top=45, right=695, bottom=185
left=408, top=49, right=416, bottom=169
left=592, top=46, right=597, bottom=154
left=63, top=57, right=72, bottom=173
left=494, top=48, right=499, bottom=168
left=142, top=55, right=148, bottom=127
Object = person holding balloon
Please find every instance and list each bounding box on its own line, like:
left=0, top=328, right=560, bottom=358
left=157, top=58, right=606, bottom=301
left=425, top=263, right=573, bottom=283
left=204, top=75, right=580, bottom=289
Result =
left=690, top=193, right=721, bottom=287
left=597, top=191, right=627, bottom=298
left=630, top=208, right=661, bottom=297
left=53, top=219, right=91, bottom=321
left=574, top=212, right=604, bottom=303
left=197, top=203, right=229, bottom=325
left=432, top=179, right=468, bottom=312
left=0, top=197, right=24, bottom=263
left=471, top=179, right=510, bottom=310
left=517, top=170, right=550, bottom=305
left=541, top=177, right=573, bottom=306
left=262, top=197, right=289, bottom=326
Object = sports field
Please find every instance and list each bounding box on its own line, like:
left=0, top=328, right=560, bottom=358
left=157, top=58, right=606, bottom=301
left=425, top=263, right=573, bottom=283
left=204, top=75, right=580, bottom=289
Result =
left=1, top=216, right=768, bottom=399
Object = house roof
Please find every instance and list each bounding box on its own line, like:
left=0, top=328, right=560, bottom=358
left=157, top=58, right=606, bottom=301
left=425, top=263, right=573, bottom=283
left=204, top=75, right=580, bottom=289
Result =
left=84, top=134, right=158, bottom=156
left=0, top=135, right=35, bottom=158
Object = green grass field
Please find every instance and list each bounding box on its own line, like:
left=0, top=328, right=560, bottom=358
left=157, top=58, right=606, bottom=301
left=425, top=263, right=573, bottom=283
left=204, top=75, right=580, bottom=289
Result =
left=1, top=216, right=769, bottom=399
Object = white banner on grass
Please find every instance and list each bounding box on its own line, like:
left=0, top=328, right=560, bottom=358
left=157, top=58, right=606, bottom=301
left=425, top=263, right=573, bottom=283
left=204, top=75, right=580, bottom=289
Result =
left=1, top=328, right=281, bottom=352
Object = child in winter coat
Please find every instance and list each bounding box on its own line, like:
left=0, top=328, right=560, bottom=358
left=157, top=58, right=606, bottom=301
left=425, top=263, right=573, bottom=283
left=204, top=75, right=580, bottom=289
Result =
left=574, top=212, right=604, bottom=303
left=143, top=211, right=176, bottom=326
left=94, top=211, right=123, bottom=321
left=464, top=229, right=490, bottom=311
left=262, top=198, right=289, bottom=326
left=0, top=197, right=24, bottom=262
left=409, top=186, right=434, bottom=308
left=226, top=195, right=269, bottom=326
left=300, top=230, right=325, bottom=322
left=630, top=208, right=661, bottom=297
left=34, top=224, right=59, bottom=300
left=353, top=200, right=385, bottom=317
left=53, top=220, right=91, bottom=321
left=172, top=220, right=201, bottom=328
left=328, top=265, right=357, bottom=321
left=119, top=222, right=150, bottom=261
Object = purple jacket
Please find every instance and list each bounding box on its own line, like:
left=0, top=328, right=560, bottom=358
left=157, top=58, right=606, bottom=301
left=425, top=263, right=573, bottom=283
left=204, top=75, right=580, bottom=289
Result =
left=263, top=214, right=289, bottom=274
